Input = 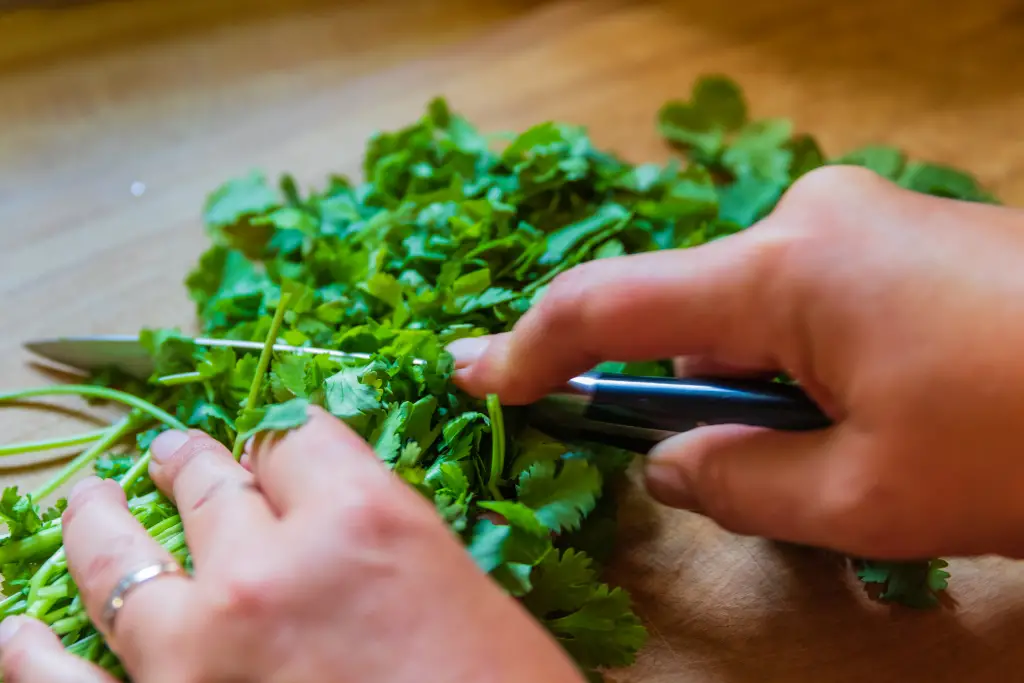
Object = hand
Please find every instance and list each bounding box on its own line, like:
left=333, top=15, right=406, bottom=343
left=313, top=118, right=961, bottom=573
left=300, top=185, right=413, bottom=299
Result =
left=0, top=408, right=584, bottom=683
left=448, top=165, right=1024, bottom=562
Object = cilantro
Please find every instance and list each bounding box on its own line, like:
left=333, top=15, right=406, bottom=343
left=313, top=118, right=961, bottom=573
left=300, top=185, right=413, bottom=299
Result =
left=526, top=549, right=647, bottom=672
left=0, top=488, right=45, bottom=540
left=3, top=74, right=996, bottom=677
left=94, top=453, right=135, bottom=480
left=854, top=558, right=951, bottom=608
left=517, top=459, right=602, bottom=534
left=236, top=398, right=312, bottom=443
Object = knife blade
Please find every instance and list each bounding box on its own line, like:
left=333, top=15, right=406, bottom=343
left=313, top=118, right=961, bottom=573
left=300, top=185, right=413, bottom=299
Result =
left=23, top=334, right=402, bottom=379
left=23, top=334, right=832, bottom=453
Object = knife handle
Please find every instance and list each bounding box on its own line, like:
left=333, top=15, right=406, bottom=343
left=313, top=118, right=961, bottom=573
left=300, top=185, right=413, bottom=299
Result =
left=531, top=372, right=832, bottom=454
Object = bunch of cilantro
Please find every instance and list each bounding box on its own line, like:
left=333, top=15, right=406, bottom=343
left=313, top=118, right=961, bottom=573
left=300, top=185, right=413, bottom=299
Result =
left=0, top=76, right=993, bottom=679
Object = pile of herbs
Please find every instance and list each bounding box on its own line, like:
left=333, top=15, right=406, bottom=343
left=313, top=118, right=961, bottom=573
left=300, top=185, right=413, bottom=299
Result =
left=0, top=75, right=989, bottom=679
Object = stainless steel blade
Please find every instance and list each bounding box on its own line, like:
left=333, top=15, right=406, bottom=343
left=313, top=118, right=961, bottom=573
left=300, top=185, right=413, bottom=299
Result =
left=22, top=334, right=413, bottom=379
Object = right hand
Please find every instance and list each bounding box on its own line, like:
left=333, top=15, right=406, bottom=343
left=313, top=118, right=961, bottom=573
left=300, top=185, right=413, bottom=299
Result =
left=448, top=165, right=1024, bottom=562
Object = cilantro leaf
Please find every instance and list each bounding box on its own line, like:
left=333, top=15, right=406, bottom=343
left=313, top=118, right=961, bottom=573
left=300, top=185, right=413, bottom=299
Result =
left=236, top=398, right=312, bottom=442
left=0, top=487, right=44, bottom=540
left=525, top=549, right=647, bottom=671
left=517, top=459, right=602, bottom=534
left=855, top=558, right=951, bottom=608
left=324, top=366, right=382, bottom=423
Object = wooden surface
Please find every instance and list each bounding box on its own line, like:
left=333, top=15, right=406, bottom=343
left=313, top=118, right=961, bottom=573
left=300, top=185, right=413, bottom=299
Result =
left=3, top=0, right=1024, bottom=681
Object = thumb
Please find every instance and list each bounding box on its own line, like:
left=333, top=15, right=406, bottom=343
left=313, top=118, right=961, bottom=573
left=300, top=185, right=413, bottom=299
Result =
left=642, top=423, right=849, bottom=550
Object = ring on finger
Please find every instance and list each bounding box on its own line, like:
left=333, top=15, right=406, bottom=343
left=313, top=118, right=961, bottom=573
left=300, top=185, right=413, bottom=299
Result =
left=101, top=561, right=188, bottom=634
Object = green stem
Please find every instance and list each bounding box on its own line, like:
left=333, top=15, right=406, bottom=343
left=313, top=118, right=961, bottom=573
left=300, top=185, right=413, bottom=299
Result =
left=0, top=593, right=25, bottom=618
left=0, top=524, right=62, bottom=564
left=51, top=613, right=89, bottom=635
left=146, top=515, right=181, bottom=538
left=66, top=632, right=100, bottom=659
left=0, top=386, right=186, bottom=433
left=153, top=524, right=184, bottom=546
left=0, top=429, right=107, bottom=457
left=36, top=584, right=68, bottom=601
left=232, top=292, right=292, bottom=459
left=155, top=371, right=204, bottom=386
left=485, top=394, right=506, bottom=501
left=118, top=451, right=153, bottom=495
left=32, top=413, right=141, bottom=501
left=43, top=605, right=69, bottom=623
left=127, top=490, right=163, bottom=510
left=27, top=548, right=64, bottom=612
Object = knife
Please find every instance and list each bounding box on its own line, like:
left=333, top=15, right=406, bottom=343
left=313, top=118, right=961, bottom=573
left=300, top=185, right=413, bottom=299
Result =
left=23, top=335, right=832, bottom=454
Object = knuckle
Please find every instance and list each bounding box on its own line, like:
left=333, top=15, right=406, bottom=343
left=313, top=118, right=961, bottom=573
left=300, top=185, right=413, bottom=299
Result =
left=189, top=479, right=229, bottom=513
left=210, top=568, right=285, bottom=623
left=533, top=267, right=593, bottom=333
left=63, top=478, right=124, bottom=525
left=167, top=434, right=225, bottom=476
left=782, top=164, right=889, bottom=210
left=332, top=489, right=432, bottom=550
left=79, top=535, right=138, bottom=595
left=818, top=464, right=912, bottom=556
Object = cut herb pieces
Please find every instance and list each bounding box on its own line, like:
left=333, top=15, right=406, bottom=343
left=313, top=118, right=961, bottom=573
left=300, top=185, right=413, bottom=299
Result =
left=1, top=73, right=995, bottom=680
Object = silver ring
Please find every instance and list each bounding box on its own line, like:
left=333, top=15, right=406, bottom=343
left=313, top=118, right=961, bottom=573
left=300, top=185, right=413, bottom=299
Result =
left=102, top=561, right=186, bottom=633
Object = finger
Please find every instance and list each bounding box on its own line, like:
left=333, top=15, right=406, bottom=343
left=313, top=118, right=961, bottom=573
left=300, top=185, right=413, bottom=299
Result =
left=62, top=477, right=192, bottom=664
left=642, top=423, right=851, bottom=550
left=148, top=430, right=278, bottom=566
left=672, top=355, right=779, bottom=379
left=449, top=230, right=796, bottom=404
left=249, top=405, right=401, bottom=513
left=0, top=616, right=119, bottom=683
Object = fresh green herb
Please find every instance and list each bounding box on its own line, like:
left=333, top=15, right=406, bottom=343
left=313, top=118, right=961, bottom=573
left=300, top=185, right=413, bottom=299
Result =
left=1, top=74, right=994, bottom=680
left=854, top=558, right=952, bottom=608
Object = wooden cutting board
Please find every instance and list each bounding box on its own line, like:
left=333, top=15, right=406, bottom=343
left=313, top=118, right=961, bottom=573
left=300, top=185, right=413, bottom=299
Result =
left=2, top=0, right=1024, bottom=680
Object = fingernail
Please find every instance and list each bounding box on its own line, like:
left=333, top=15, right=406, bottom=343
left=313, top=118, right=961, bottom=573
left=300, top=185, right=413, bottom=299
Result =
left=0, top=616, right=25, bottom=647
left=643, top=458, right=702, bottom=512
left=446, top=337, right=489, bottom=369
left=150, top=430, right=189, bottom=463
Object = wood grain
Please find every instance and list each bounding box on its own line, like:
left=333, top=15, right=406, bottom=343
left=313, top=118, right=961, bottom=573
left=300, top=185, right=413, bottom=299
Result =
left=2, top=0, right=1023, bottom=681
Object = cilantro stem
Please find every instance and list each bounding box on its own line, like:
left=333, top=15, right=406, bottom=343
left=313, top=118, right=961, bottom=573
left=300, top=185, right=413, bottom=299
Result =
left=118, top=452, right=153, bottom=495
left=485, top=394, right=506, bottom=501
left=31, top=413, right=145, bottom=501
left=66, top=634, right=101, bottom=661
left=27, top=548, right=64, bottom=612
left=0, top=429, right=107, bottom=457
left=0, top=593, right=25, bottom=617
left=52, top=613, right=89, bottom=635
left=143, top=515, right=180, bottom=538
left=0, top=386, right=187, bottom=433
left=155, top=371, right=205, bottom=386
left=0, top=524, right=62, bottom=564
left=232, top=292, right=292, bottom=459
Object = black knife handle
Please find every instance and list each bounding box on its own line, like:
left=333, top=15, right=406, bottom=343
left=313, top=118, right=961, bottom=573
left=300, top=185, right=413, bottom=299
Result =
left=529, top=372, right=832, bottom=454
left=584, top=373, right=831, bottom=432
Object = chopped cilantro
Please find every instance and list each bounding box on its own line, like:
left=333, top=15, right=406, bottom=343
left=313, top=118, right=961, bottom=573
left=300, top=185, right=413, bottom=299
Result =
left=1, top=74, right=995, bottom=678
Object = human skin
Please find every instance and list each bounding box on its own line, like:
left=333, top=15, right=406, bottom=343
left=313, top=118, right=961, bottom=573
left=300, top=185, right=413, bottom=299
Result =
left=0, top=411, right=587, bottom=683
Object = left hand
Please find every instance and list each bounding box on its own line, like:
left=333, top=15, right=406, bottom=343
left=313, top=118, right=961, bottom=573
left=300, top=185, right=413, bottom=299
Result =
left=0, top=407, right=584, bottom=683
